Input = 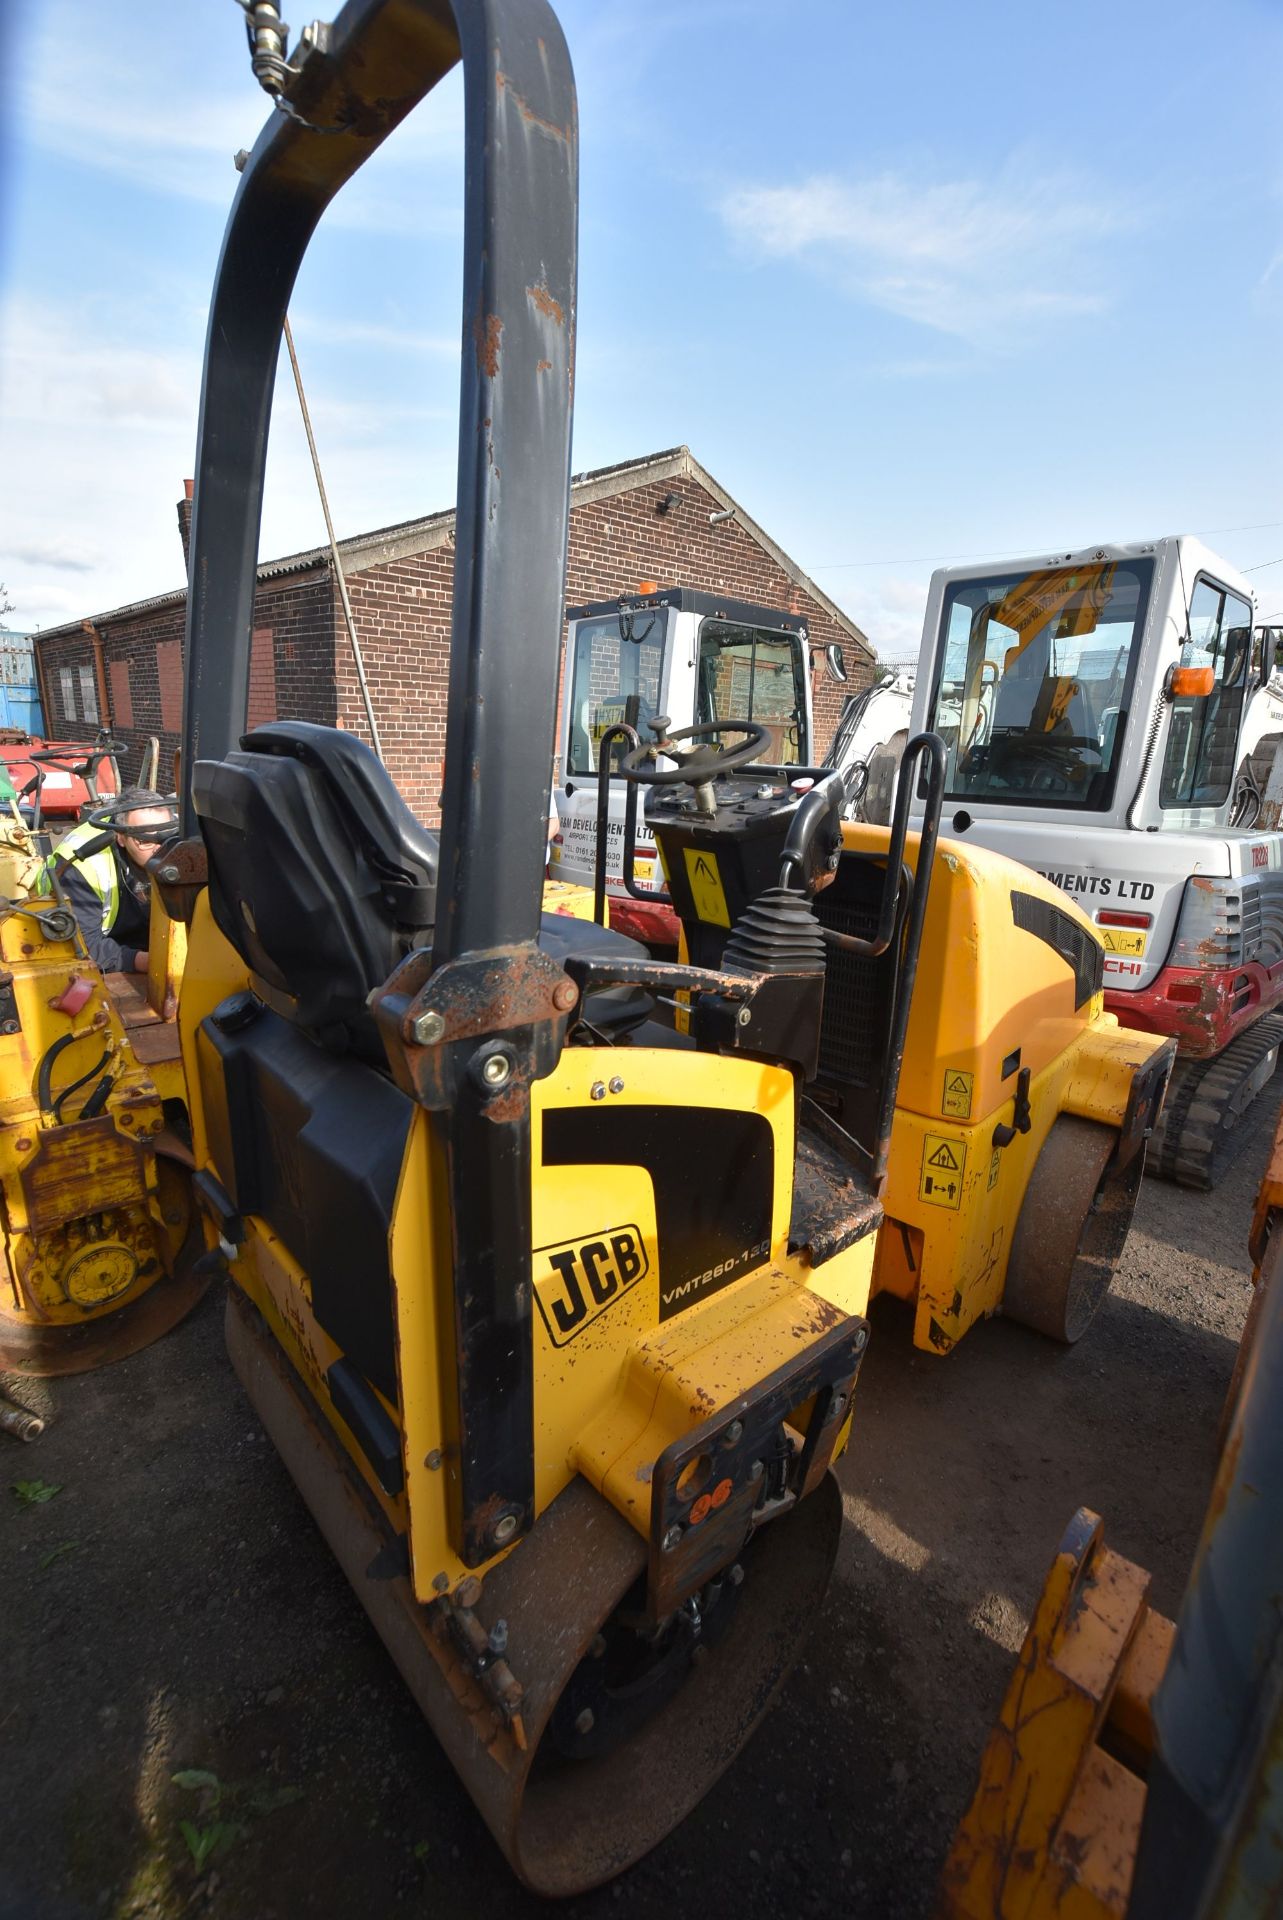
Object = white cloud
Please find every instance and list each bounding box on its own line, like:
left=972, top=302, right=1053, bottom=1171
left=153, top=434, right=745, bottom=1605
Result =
left=15, top=3, right=465, bottom=236
left=0, top=289, right=463, bottom=631
left=720, top=164, right=1130, bottom=343
left=8, top=539, right=99, bottom=573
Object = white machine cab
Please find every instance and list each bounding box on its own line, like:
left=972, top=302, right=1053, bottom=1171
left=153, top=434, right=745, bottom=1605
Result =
left=552, top=587, right=817, bottom=944
left=905, top=535, right=1283, bottom=1185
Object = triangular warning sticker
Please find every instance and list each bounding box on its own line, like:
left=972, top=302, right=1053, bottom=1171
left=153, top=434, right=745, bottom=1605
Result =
left=946, top=1073, right=968, bottom=1093
left=927, top=1141, right=960, bottom=1170
left=694, top=856, right=715, bottom=880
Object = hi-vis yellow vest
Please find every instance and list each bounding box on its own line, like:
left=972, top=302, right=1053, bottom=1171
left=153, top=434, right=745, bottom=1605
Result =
left=45, top=820, right=120, bottom=932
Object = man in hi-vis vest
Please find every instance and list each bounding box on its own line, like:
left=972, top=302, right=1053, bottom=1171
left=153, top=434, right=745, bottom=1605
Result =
left=48, top=786, right=172, bottom=975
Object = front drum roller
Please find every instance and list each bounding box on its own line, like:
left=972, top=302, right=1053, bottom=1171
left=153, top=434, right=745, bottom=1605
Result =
left=225, top=1288, right=843, bottom=1896
left=1003, top=1116, right=1141, bottom=1344
left=0, top=1136, right=205, bottom=1377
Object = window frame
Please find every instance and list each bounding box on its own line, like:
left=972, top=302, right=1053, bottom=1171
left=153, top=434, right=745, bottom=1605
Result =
left=925, top=558, right=1155, bottom=812
left=1159, top=573, right=1254, bottom=811
left=564, top=605, right=672, bottom=778
left=693, top=616, right=810, bottom=765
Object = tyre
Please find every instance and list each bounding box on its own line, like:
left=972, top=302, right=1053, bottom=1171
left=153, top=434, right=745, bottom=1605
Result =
left=1003, top=1116, right=1140, bottom=1344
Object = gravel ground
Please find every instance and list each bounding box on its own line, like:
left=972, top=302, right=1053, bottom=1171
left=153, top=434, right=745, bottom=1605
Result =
left=2, top=1089, right=1275, bottom=1920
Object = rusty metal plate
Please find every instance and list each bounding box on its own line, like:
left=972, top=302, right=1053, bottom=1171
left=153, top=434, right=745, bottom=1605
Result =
left=647, top=1313, right=866, bottom=1618
left=19, top=1116, right=147, bottom=1236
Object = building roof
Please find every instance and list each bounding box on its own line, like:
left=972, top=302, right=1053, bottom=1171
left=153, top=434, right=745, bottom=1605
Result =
left=38, top=447, right=872, bottom=660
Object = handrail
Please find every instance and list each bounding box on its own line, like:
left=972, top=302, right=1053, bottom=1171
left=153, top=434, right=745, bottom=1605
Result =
left=869, top=732, right=946, bottom=1188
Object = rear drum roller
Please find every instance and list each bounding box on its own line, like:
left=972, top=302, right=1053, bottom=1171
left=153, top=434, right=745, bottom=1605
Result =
left=226, top=1288, right=843, bottom=1896
left=1003, top=1116, right=1140, bottom=1344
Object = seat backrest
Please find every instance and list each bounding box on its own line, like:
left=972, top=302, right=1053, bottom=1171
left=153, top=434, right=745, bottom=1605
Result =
left=192, top=722, right=439, bottom=1057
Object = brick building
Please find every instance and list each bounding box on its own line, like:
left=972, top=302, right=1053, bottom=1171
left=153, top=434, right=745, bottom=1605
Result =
left=34, top=446, right=874, bottom=823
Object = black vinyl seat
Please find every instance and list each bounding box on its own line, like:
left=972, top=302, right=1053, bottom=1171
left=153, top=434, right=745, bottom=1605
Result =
left=193, top=721, right=650, bottom=1057
left=194, top=722, right=440, bottom=1058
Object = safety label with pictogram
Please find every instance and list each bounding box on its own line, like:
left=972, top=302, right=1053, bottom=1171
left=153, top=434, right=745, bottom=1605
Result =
left=941, top=1068, right=974, bottom=1119
left=919, top=1134, right=967, bottom=1210
left=683, top=847, right=730, bottom=927
left=1100, top=928, right=1146, bottom=957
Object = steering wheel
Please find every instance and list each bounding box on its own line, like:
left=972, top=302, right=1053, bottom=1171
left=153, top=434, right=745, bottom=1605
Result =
left=29, top=737, right=127, bottom=777
left=618, top=718, right=772, bottom=787
left=83, top=795, right=180, bottom=840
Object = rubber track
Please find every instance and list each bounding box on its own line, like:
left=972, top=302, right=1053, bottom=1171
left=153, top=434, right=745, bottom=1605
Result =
left=1150, top=1013, right=1283, bottom=1190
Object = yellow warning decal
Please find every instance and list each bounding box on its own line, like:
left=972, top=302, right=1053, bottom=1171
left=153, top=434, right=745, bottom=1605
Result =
left=683, top=847, right=730, bottom=927
left=1101, top=928, right=1146, bottom=956
left=987, top=1149, right=1000, bottom=1192
left=942, top=1068, right=974, bottom=1119
left=920, top=1134, right=967, bottom=1211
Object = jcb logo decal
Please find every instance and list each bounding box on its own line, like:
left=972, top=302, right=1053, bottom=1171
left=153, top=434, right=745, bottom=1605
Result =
left=534, top=1225, right=649, bottom=1347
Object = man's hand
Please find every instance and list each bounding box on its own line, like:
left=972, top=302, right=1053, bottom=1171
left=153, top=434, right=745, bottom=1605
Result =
left=133, top=950, right=150, bottom=974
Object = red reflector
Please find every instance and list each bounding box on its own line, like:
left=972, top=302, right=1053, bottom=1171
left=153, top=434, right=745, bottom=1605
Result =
left=1166, top=982, right=1202, bottom=1003
left=1097, top=909, right=1152, bottom=929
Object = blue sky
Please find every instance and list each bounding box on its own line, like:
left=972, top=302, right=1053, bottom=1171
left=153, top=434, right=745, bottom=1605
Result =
left=2, top=0, right=1280, bottom=655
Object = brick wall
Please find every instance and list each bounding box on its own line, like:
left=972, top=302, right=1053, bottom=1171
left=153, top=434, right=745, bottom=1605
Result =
left=35, top=568, right=335, bottom=791
left=331, top=474, right=871, bottom=824
left=37, top=469, right=872, bottom=825
left=563, top=474, right=869, bottom=762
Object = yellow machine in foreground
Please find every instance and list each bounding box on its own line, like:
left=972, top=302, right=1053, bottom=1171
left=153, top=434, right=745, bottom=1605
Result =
left=0, top=805, right=196, bottom=1378
left=645, top=778, right=1173, bottom=1355
left=938, top=1111, right=1283, bottom=1919
left=157, top=0, right=1174, bottom=1893
left=824, top=820, right=1169, bottom=1351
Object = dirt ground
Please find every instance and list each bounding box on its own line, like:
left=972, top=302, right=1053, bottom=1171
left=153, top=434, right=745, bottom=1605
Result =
left=3, top=1090, right=1275, bottom=1920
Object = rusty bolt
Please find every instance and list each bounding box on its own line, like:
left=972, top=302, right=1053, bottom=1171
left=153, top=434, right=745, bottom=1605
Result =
left=487, top=1618, right=508, bottom=1657
left=432, top=1572, right=450, bottom=1594
left=158, top=865, right=180, bottom=884
left=737, top=1006, right=752, bottom=1028
left=590, top=1081, right=606, bottom=1101
left=574, top=1707, right=595, bottom=1736
left=608, top=1077, right=625, bottom=1095
left=412, top=1009, right=445, bottom=1046
left=491, top=1512, right=519, bottom=1546
left=481, top=1051, right=513, bottom=1089
left=661, top=1524, right=683, bottom=1552
left=854, top=1327, right=868, bottom=1351
left=728, top=1563, right=744, bottom=1587
left=120, top=1113, right=134, bottom=1128
left=456, top=1575, right=483, bottom=1608
left=721, top=1420, right=743, bottom=1449
left=15, top=1138, right=30, bottom=1153
left=748, top=1459, right=764, bottom=1481
left=552, top=979, right=578, bottom=1012
left=425, top=1449, right=443, bottom=1471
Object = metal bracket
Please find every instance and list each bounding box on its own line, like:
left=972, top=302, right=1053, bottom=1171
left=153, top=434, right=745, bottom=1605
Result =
left=149, top=837, right=209, bottom=927
left=647, top=1315, right=867, bottom=1620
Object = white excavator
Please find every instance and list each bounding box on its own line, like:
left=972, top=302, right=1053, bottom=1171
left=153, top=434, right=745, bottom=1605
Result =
left=820, top=667, right=916, bottom=822
left=891, top=536, right=1283, bottom=1186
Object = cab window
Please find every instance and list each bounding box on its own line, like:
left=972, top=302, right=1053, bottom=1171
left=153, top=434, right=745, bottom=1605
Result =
left=927, top=560, right=1152, bottom=809
left=566, top=608, right=668, bottom=776
left=1160, top=580, right=1254, bottom=808
left=695, top=620, right=807, bottom=764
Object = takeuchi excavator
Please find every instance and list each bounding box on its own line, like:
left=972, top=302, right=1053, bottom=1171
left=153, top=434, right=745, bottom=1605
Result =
left=907, top=538, right=1283, bottom=1186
